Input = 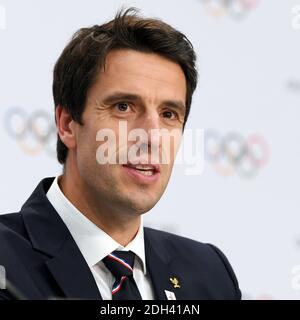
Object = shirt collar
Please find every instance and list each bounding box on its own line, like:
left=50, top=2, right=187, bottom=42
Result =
left=46, top=176, right=147, bottom=274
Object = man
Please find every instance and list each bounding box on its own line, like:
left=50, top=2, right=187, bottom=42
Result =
left=0, top=8, right=241, bottom=300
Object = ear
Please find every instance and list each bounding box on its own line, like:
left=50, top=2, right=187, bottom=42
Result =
left=55, top=106, right=77, bottom=150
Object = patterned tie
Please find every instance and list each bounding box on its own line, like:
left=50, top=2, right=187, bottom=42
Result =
left=102, top=250, right=142, bottom=300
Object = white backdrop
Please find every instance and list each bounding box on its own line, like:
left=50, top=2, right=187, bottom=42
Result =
left=1, top=0, right=300, bottom=299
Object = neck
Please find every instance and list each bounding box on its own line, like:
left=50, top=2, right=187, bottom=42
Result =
left=58, top=168, right=141, bottom=247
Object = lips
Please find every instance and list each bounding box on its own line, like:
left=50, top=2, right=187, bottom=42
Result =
left=122, top=162, right=160, bottom=183
left=123, top=163, right=160, bottom=174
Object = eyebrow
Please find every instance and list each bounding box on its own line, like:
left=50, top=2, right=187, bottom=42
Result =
left=102, top=91, right=186, bottom=114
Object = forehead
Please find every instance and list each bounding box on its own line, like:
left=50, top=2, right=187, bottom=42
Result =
left=91, top=48, right=186, bottom=99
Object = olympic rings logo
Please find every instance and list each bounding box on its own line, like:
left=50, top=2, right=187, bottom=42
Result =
left=3, top=107, right=57, bottom=157
left=200, top=0, right=260, bottom=20
left=205, top=129, right=270, bottom=178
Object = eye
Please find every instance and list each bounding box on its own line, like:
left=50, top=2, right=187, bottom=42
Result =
left=162, top=110, right=177, bottom=119
left=115, top=102, right=130, bottom=112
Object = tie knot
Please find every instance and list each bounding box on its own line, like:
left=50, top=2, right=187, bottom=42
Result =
left=102, top=250, right=135, bottom=278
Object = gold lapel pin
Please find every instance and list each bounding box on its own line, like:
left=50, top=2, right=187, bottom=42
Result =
left=169, top=277, right=181, bottom=288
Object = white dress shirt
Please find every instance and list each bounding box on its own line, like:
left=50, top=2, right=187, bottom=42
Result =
left=46, top=176, right=155, bottom=300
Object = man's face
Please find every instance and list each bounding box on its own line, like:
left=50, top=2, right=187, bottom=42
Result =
left=74, top=48, right=187, bottom=215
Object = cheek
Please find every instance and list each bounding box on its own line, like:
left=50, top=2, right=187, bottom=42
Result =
left=161, top=138, right=181, bottom=163
left=76, top=125, right=100, bottom=164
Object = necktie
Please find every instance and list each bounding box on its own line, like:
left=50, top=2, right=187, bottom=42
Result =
left=102, top=250, right=142, bottom=300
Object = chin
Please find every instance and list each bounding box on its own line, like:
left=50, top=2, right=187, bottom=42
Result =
left=126, top=195, right=158, bottom=214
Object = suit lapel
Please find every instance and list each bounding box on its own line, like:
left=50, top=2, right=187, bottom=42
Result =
left=144, top=228, right=184, bottom=300
left=22, top=178, right=102, bottom=300
left=45, top=234, right=101, bottom=300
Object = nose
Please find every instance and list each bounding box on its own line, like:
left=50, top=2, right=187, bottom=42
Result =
left=136, top=111, right=161, bottom=161
left=141, top=110, right=160, bottom=133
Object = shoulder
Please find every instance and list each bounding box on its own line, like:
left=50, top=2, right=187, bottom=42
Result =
left=145, top=226, right=219, bottom=256
left=0, top=212, right=23, bottom=227
left=144, top=227, right=241, bottom=299
left=0, top=212, right=31, bottom=255
left=0, top=212, right=27, bottom=239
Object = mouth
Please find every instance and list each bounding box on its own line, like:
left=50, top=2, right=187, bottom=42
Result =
left=122, top=163, right=160, bottom=183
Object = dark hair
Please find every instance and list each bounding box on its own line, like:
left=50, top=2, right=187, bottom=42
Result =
left=53, top=7, right=198, bottom=164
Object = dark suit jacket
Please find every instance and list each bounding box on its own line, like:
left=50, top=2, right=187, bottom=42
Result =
left=0, top=177, right=241, bottom=300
